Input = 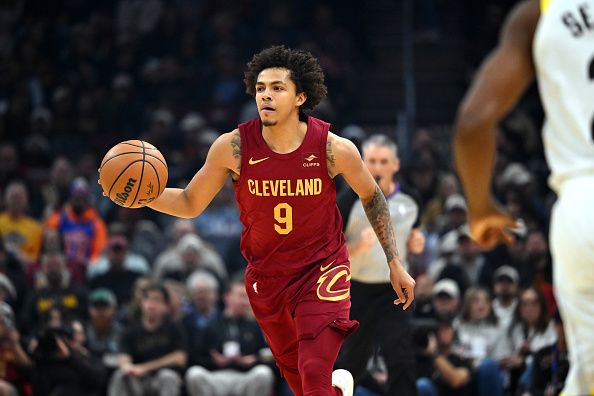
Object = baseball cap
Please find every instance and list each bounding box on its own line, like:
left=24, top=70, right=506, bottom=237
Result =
left=439, top=231, right=459, bottom=255
left=432, top=279, right=460, bottom=299
left=500, top=163, right=532, bottom=186
left=89, top=288, right=117, bottom=307
left=493, top=265, right=519, bottom=284
left=444, top=194, right=467, bottom=213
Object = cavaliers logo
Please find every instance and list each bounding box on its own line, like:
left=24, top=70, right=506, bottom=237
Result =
left=317, top=262, right=351, bottom=301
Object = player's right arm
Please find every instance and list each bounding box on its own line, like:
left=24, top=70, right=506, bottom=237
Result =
left=453, top=0, right=539, bottom=248
left=147, top=130, right=240, bottom=218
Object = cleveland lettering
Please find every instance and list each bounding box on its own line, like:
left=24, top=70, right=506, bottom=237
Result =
left=114, top=177, right=138, bottom=205
left=248, top=178, right=322, bottom=197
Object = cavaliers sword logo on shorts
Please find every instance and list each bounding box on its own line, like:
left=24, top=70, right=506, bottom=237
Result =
left=316, top=261, right=351, bottom=301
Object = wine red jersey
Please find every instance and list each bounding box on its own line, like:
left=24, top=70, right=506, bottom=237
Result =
left=233, top=116, right=348, bottom=275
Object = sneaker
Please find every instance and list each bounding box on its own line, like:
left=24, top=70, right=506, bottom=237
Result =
left=332, top=369, right=354, bottom=396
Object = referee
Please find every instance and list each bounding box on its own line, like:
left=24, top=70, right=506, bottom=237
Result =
left=336, top=134, right=424, bottom=395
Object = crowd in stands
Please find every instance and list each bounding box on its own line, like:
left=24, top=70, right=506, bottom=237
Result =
left=0, top=0, right=567, bottom=395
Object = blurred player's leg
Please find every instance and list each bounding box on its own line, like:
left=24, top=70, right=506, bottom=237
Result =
left=550, top=178, right=594, bottom=395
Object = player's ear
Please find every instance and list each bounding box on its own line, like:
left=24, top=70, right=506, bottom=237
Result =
left=295, top=92, right=307, bottom=107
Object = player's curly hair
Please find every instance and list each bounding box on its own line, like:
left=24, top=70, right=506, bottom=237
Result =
left=244, top=45, right=327, bottom=111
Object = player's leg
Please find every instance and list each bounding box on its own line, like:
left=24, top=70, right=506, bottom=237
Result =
left=298, top=324, right=347, bottom=396
left=244, top=269, right=304, bottom=396
left=550, top=186, right=594, bottom=395
left=335, top=280, right=380, bottom=382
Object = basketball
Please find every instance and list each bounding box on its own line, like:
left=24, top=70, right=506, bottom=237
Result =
left=99, top=140, right=168, bottom=208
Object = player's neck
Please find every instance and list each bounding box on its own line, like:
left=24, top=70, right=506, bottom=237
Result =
left=261, top=115, right=307, bottom=154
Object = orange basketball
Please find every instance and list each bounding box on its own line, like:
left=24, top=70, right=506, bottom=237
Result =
left=99, top=140, right=168, bottom=208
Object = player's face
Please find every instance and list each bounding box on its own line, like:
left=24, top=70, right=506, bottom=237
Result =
left=363, top=145, right=400, bottom=185
left=255, top=68, right=306, bottom=127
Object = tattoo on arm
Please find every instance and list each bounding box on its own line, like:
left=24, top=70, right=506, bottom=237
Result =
left=362, top=185, right=399, bottom=262
left=326, top=139, right=336, bottom=169
left=231, top=132, right=241, bottom=172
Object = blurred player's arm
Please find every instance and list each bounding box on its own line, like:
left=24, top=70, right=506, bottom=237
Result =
left=327, top=133, right=415, bottom=308
left=453, top=0, right=539, bottom=248
left=148, top=130, right=240, bottom=218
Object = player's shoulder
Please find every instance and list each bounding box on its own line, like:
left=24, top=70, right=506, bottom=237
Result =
left=327, top=132, right=359, bottom=156
left=211, top=128, right=241, bottom=150
left=326, top=131, right=363, bottom=176
left=206, top=129, right=242, bottom=171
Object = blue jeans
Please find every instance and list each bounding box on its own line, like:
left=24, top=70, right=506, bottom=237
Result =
left=416, top=377, right=438, bottom=396
left=354, top=386, right=382, bottom=396
left=475, top=358, right=504, bottom=396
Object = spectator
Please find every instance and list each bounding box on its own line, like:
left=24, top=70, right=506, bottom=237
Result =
left=185, top=273, right=274, bottom=396
left=491, top=265, right=519, bottom=329
left=163, top=280, right=187, bottom=323
left=156, top=233, right=226, bottom=283
left=88, top=235, right=144, bottom=306
left=499, top=287, right=557, bottom=393
left=32, top=322, right=106, bottom=396
left=86, top=288, right=122, bottom=368
left=416, top=320, right=472, bottom=396
left=413, top=274, right=435, bottom=318
left=418, top=278, right=461, bottom=323
left=440, top=194, right=468, bottom=236
left=45, top=177, right=108, bottom=275
left=88, top=234, right=150, bottom=280
left=130, top=219, right=165, bottom=264
left=0, top=302, right=31, bottom=395
left=108, top=282, right=186, bottom=396
left=41, top=157, right=74, bottom=218
left=120, top=276, right=152, bottom=325
left=0, top=181, right=42, bottom=264
left=22, top=252, right=88, bottom=334
left=452, top=287, right=505, bottom=396
left=0, top=144, right=22, bottom=193
left=530, top=310, right=569, bottom=396
left=153, top=219, right=221, bottom=278
left=183, top=270, right=221, bottom=365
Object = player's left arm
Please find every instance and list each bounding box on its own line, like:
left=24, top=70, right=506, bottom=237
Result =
left=327, top=133, right=415, bottom=309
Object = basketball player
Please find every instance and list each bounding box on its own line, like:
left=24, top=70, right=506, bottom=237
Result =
left=453, top=1, right=594, bottom=394
left=144, top=46, right=416, bottom=396
left=336, top=134, right=423, bottom=395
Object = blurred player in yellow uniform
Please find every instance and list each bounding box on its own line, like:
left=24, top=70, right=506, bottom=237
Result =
left=454, top=0, right=594, bottom=394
